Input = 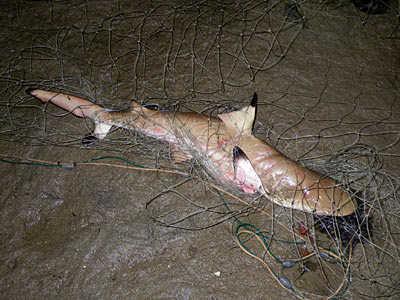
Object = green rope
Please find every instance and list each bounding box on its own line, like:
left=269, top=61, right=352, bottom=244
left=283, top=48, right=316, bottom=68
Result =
left=214, top=187, right=351, bottom=298
left=214, top=188, right=304, bottom=261
left=82, top=155, right=150, bottom=168
left=0, top=158, right=60, bottom=168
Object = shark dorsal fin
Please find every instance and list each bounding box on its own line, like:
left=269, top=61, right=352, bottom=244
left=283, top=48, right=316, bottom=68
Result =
left=218, top=93, right=257, bottom=136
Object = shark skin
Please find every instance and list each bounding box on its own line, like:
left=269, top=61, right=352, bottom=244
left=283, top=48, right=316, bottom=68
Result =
left=27, top=89, right=357, bottom=217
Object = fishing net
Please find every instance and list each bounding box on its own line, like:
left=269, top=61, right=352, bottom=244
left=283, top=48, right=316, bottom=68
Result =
left=1, top=0, right=399, bottom=299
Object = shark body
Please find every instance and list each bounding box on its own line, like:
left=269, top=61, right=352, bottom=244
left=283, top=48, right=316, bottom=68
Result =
left=28, top=89, right=357, bottom=217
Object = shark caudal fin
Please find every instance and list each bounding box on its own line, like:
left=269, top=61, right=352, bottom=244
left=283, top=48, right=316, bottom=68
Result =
left=218, top=93, right=257, bottom=136
left=27, top=89, right=112, bottom=140
left=27, top=89, right=102, bottom=118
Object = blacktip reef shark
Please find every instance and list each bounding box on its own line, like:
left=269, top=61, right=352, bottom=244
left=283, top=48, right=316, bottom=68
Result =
left=27, top=89, right=358, bottom=220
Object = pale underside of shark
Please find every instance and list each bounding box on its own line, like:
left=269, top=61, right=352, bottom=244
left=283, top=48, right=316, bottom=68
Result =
left=28, top=89, right=357, bottom=217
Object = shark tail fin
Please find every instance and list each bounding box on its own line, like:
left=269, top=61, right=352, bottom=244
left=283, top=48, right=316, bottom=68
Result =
left=27, top=89, right=102, bottom=118
left=218, top=93, right=257, bottom=136
left=27, top=89, right=112, bottom=139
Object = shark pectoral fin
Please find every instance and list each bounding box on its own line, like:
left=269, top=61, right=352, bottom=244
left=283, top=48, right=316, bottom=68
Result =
left=233, top=146, right=263, bottom=194
left=218, top=93, right=257, bottom=136
left=170, top=146, right=192, bottom=164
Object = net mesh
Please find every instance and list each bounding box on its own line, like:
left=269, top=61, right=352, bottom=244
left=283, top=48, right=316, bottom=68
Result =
left=1, top=0, right=399, bottom=299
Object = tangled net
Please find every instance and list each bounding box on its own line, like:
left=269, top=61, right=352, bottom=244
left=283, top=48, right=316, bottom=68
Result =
left=1, top=1, right=399, bottom=299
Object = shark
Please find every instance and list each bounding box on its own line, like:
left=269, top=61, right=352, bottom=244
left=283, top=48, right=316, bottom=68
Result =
left=27, top=89, right=357, bottom=217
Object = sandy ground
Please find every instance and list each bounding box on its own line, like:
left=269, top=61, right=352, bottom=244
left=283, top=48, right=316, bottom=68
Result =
left=0, top=1, right=399, bottom=299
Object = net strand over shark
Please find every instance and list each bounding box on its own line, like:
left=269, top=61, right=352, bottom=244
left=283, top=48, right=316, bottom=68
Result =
left=27, top=89, right=357, bottom=217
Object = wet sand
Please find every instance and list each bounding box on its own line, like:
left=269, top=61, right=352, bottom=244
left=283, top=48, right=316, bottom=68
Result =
left=1, top=1, right=399, bottom=299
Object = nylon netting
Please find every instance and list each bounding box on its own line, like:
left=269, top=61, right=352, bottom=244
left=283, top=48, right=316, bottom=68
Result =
left=1, top=1, right=399, bottom=299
